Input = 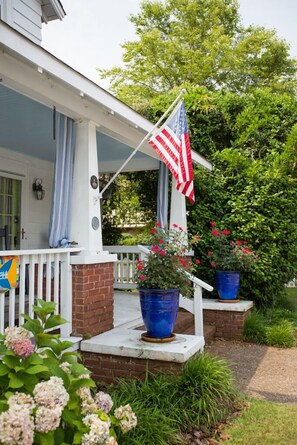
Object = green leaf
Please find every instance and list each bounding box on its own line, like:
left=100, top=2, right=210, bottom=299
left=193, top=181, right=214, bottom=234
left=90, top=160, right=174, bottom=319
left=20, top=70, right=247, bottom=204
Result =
left=24, top=352, right=44, bottom=365
left=9, top=372, right=24, bottom=388
left=73, top=432, right=83, bottom=444
left=22, top=318, right=42, bottom=335
left=25, top=365, right=49, bottom=374
left=3, top=355, right=20, bottom=369
left=44, top=314, right=68, bottom=330
left=69, top=378, right=95, bottom=392
left=0, top=362, right=9, bottom=376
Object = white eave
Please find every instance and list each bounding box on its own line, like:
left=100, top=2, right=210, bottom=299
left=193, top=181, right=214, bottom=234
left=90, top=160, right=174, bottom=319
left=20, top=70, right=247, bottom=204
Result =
left=0, top=21, right=212, bottom=171
left=41, top=0, right=66, bottom=22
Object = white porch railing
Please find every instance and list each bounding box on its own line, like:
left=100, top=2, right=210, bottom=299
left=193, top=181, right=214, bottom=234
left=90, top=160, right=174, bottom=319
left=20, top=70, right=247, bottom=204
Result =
left=0, top=248, right=81, bottom=336
left=104, top=246, right=141, bottom=289
left=106, top=244, right=213, bottom=337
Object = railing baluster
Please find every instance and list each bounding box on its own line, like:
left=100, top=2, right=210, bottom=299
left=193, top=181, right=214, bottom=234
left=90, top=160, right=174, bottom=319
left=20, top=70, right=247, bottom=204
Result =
left=28, top=255, right=35, bottom=318
left=9, top=288, right=16, bottom=327
left=54, top=253, right=60, bottom=314
left=19, top=255, right=27, bottom=326
left=37, top=254, right=44, bottom=300
left=46, top=254, right=52, bottom=302
left=0, top=292, right=5, bottom=333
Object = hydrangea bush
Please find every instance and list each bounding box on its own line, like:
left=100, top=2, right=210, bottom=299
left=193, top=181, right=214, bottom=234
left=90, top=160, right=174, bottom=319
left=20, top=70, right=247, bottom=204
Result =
left=0, top=300, right=137, bottom=445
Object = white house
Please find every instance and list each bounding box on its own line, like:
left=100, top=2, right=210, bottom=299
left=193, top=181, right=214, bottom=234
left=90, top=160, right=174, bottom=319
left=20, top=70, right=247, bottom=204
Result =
left=0, top=0, right=217, bottom=380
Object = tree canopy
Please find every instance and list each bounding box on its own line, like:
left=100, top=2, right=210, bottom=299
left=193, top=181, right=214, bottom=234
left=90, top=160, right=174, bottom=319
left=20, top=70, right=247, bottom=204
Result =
left=99, top=0, right=297, bottom=107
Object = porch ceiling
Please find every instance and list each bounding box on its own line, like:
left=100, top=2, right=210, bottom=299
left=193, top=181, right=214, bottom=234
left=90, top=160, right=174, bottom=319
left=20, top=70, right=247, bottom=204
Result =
left=0, top=84, right=159, bottom=171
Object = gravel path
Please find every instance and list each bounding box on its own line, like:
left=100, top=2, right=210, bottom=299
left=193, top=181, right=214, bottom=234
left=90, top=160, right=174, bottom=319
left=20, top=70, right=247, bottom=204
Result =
left=205, top=339, right=297, bottom=405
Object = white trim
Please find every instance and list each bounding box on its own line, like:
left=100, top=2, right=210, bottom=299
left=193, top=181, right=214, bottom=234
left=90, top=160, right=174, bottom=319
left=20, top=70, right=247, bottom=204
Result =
left=0, top=22, right=212, bottom=170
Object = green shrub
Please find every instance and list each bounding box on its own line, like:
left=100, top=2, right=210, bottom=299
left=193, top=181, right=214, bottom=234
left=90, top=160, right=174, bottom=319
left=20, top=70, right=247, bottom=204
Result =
left=110, top=353, right=239, bottom=444
left=265, top=320, right=296, bottom=348
left=243, top=311, right=267, bottom=344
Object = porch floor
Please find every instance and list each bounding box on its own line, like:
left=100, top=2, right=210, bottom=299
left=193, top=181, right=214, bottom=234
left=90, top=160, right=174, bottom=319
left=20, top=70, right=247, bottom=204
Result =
left=81, top=290, right=205, bottom=363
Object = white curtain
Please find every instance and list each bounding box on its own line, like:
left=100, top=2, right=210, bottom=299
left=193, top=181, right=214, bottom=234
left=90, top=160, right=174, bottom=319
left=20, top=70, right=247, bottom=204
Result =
left=49, top=113, right=76, bottom=247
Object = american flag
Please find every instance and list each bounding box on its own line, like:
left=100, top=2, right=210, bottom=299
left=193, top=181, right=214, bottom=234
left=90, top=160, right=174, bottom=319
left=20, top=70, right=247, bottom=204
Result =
left=149, top=99, right=195, bottom=203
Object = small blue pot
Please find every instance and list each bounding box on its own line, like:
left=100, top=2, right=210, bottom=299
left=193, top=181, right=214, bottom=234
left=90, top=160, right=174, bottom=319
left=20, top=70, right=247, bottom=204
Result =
left=139, top=288, right=179, bottom=338
left=215, top=270, right=240, bottom=300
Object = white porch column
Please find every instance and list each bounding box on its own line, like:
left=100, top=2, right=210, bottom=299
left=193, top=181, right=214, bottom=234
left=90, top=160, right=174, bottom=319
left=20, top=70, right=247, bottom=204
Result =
left=71, top=120, right=102, bottom=255
left=170, top=178, right=188, bottom=234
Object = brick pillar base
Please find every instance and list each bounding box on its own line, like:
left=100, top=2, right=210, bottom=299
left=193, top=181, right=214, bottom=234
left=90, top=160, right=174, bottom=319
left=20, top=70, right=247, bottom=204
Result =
left=82, top=352, right=183, bottom=384
left=203, top=308, right=251, bottom=341
left=72, top=262, right=114, bottom=337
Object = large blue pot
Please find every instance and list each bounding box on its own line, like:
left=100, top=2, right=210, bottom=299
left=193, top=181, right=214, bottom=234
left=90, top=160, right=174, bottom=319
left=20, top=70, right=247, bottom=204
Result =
left=139, top=288, right=179, bottom=339
left=215, top=270, right=240, bottom=300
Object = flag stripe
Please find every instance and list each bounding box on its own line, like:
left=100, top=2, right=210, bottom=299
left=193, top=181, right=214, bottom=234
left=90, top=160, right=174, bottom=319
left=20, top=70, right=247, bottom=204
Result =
left=149, top=99, right=195, bottom=203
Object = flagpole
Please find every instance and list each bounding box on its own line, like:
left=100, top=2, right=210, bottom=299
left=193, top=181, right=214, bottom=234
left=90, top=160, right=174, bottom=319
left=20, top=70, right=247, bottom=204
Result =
left=99, top=88, right=187, bottom=198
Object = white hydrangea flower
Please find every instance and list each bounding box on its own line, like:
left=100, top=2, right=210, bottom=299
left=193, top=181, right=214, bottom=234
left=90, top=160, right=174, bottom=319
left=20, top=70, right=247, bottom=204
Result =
left=114, top=404, right=137, bottom=433
left=59, top=361, right=72, bottom=374
left=106, top=437, right=118, bottom=445
left=33, top=376, right=69, bottom=409
left=94, top=391, right=113, bottom=413
left=35, top=406, right=62, bottom=433
left=82, top=414, right=110, bottom=444
left=8, top=393, right=35, bottom=414
left=0, top=407, right=34, bottom=445
left=4, top=326, right=30, bottom=349
left=77, top=386, right=98, bottom=414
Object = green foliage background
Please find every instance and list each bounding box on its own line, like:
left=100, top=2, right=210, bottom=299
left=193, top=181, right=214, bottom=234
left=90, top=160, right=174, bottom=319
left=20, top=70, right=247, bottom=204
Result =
left=99, top=0, right=297, bottom=308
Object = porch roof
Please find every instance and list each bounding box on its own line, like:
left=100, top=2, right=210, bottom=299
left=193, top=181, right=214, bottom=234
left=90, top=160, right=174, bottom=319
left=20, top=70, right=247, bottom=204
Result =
left=0, top=20, right=212, bottom=171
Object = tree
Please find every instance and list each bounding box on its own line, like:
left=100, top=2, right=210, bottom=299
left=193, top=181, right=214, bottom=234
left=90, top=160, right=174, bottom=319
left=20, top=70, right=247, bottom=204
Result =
left=99, top=0, right=297, bottom=107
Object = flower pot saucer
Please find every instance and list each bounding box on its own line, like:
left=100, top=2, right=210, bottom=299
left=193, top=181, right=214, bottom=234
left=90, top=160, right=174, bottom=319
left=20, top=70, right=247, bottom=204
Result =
left=217, top=299, right=240, bottom=303
left=141, top=332, right=176, bottom=343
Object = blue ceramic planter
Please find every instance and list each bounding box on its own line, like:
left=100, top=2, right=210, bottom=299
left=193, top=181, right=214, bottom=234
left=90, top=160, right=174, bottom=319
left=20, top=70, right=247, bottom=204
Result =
left=215, top=270, right=240, bottom=300
left=139, top=288, right=179, bottom=339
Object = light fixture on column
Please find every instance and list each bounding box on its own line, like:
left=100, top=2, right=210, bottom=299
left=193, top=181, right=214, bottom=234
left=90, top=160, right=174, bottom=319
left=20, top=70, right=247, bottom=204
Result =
left=32, top=178, right=45, bottom=200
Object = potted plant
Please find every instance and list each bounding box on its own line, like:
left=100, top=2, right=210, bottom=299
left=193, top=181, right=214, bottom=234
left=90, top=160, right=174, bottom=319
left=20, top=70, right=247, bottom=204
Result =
left=204, top=222, right=258, bottom=301
left=134, top=223, right=195, bottom=341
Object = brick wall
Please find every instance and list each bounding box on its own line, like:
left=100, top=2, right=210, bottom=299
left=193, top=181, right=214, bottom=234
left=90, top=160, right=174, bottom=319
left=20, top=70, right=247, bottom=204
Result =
left=203, top=308, right=251, bottom=341
left=72, top=262, right=114, bottom=337
left=82, top=351, right=183, bottom=384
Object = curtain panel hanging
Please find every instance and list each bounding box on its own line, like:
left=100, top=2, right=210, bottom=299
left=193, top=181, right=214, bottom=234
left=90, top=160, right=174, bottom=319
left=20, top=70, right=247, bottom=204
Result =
left=49, top=113, right=76, bottom=248
left=157, top=161, right=169, bottom=228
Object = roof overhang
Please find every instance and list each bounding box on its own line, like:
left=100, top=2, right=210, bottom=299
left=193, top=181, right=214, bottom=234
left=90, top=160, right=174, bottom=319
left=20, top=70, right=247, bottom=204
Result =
left=0, top=21, right=212, bottom=171
left=41, top=0, right=66, bottom=23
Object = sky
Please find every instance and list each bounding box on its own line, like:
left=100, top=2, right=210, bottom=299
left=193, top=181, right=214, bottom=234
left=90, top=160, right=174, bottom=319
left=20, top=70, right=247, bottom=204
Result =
left=42, top=0, right=297, bottom=90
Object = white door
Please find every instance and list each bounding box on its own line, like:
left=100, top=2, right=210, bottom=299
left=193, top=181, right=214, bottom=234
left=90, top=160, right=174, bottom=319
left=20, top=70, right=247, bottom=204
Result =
left=0, top=173, right=27, bottom=250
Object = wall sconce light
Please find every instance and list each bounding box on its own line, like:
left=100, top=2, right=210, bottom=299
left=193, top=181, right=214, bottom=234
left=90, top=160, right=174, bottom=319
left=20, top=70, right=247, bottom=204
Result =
left=32, top=178, right=45, bottom=200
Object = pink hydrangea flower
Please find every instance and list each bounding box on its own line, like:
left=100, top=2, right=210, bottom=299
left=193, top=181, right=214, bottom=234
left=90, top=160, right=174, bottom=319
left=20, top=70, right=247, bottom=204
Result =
left=12, top=339, right=34, bottom=359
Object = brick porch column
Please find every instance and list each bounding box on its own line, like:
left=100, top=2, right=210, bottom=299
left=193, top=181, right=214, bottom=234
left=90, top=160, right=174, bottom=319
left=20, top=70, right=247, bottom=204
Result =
left=71, top=255, right=117, bottom=337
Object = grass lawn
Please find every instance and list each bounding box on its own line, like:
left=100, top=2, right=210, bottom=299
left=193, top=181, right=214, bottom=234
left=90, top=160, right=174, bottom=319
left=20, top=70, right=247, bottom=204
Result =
left=285, top=287, right=297, bottom=310
left=222, top=399, right=297, bottom=444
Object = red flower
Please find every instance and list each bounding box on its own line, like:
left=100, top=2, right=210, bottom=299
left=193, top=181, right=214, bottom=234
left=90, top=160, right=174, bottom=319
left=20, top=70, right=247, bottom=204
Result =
left=137, top=265, right=143, bottom=270
left=211, top=229, right=220, bottom=237
left=211, top=261, right=215, bottom=267
left=243, top=241, right=247, bottom=245
left=151, top=229, right=157, bottom=234
left=178, top=226, right=184, bottom=231
left=156, top=222, right=162, bottom=227
left=159, top=239, right=165, bottom=244
left=237, top=240, right=242, bottom=245
left=150, top=245, right=159, bottom=253
left=139, top=275, right=146, bottom=281
left=195, top=259, right=201, bottom=264
left=221, top=229, right=230, bottom=235
left=210, top=221, right=216, bottom=227
left=179, top=259, right=187, bottom=267
left=208, top=251, right=213, bottom=255
left=136, top=259, right=142, bottom=264
left=173, top=223, right=178, bottom=228
left=160, top=250, right=166, bottom=256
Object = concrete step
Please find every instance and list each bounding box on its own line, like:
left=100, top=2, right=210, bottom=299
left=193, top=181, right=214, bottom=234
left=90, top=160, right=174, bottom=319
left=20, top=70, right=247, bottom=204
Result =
left=174, top=311, right=216, bottom=344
